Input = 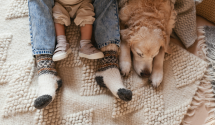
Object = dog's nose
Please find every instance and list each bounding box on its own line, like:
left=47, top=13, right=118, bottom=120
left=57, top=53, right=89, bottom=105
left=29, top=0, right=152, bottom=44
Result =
left=140, top=70, right=151, bottom=78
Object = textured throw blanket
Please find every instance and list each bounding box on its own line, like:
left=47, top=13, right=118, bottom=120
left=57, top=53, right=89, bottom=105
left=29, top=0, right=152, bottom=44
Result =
left=197, top=26, right=215, bottom=125
left=172, top=0, right=197, bottom=48
left=197, top=0, right=215, bottom=24
left=0, top=0, right=214, bottom=125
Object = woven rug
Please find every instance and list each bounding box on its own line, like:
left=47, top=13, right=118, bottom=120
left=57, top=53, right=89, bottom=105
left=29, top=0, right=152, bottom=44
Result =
left=0, top=0, right=214, bottom=125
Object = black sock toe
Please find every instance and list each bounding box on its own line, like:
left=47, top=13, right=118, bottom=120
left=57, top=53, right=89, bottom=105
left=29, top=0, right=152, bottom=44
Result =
left=34, top=95, right=52, bottom=109
left=95, top=76, right=107, bottom=88
left=117, top=88, right=132, bottom=101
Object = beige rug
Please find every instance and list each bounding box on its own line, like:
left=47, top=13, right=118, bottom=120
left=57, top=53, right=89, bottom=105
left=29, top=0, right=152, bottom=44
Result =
left=0, top=0, right=214, bottom=125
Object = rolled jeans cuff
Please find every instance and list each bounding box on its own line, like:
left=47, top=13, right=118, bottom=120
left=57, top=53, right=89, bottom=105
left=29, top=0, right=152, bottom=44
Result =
left=32, top=50, right=54, bottom=56
left=97, top=40, right=120, bottom=49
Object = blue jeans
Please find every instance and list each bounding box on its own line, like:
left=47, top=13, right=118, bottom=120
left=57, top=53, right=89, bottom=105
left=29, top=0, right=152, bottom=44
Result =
left=28, top=0, right=56, bottom=55
left=93, top=0, right=120, bottom=49
left=28, top=0, right=120, bottom=55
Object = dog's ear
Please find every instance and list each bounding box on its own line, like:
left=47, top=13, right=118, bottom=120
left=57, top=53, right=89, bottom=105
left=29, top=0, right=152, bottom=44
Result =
left=164, top=44, right=172, bottom=54
left=160, top=34, right=172, bottom=54
left=161, top=39, right=172, bottom=54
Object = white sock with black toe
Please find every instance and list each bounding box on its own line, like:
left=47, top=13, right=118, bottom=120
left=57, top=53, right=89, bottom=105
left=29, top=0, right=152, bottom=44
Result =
left=34, top=55, right=62, bottom=109
left=96, top=68, right=132, bottom=101
left=95, top=45, right=132, bottom=101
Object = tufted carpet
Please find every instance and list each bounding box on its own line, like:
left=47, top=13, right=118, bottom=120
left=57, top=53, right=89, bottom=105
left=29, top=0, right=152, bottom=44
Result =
left=0, top=0, right=214, bottom=125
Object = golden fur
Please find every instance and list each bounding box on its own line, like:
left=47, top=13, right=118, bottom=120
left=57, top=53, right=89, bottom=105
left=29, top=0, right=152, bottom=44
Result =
left=120, top=0, right=176, bottom=52
left=119, top=0, right=176, bottom=87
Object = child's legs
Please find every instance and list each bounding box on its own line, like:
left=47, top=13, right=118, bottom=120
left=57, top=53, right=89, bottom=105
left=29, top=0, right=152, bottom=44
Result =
left=52, top=3, right=72, bottom=61
left=80, top=24, right=92, bottom=40
left=55, top=23, right=65, bottom=36
left=52, top=2, right=70, bottom=45
left=53, top=2, right=71, bottom=27
left=52, top=2, right=70, bottom=43
left=74, top=0, right=95, bottom=40
left=53, top=23, right=71, bottom=61
left=79, top=24, right=104, bottom=60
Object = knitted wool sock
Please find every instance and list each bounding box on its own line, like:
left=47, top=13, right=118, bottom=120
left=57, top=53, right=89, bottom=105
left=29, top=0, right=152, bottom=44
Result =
left=95, top=47, right=132, bottom=101
left=34, top=55, right=62, bottom=109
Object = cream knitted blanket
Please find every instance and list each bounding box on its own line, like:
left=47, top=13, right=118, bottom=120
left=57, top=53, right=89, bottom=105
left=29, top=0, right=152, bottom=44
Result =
left=197, top=26, right=215, bottom=125
left=0, top=0, right=213, bottom=125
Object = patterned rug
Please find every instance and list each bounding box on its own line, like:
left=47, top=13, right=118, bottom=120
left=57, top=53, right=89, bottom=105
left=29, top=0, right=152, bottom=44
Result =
left=0, top=0, right=214, bottom=125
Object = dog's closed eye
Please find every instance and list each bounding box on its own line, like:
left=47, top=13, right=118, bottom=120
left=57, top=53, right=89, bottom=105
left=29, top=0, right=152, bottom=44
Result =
left=137, top=52, right=144, bottom=57
left=151, top=51, right=159, bottom=58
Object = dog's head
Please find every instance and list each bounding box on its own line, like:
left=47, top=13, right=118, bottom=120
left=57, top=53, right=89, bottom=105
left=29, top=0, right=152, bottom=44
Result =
left=121, top=27, right=170, bottom=78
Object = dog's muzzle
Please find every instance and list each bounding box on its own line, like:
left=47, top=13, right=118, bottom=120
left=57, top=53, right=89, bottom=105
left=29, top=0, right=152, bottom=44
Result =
left=140, top=70, right=151, bottom=78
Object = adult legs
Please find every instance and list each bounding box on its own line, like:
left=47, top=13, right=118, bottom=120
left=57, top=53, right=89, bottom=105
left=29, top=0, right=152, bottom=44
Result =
left=93, top=0, right=132, bottom=101
left=28, top=0, right=62, bottom=109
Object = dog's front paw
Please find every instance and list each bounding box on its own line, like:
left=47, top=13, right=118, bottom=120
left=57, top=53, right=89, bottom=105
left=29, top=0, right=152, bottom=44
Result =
left=119, top=61, right=131, bottom=77
left=149, top=70, right=163, bottom=88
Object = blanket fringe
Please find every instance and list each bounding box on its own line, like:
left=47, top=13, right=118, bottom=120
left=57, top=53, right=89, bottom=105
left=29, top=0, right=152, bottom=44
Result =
left=208, top=108, right=215, bottom=114
left=204, top=114, right=215, bottom=125
left=186, top=110, right=195, bottom=117
left=182, top=26, right=215, bottom=125
left=197, top=26, right=215, bottom=125
left=182, top=120, right=191, bottom=125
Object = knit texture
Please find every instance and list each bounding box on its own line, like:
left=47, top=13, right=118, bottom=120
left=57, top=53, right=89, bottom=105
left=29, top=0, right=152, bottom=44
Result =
left=199, top=26, right=215, bottom=95
left=6, top=0, right=28, bottom=19
left=172, top=0, right=197, bottom=48
left=0, top=34, right=12, bottom=70
left=36, top=55, right=57, bottom=76
left=97, top=51, right=119, bottom=72
left=196, top=0, right=215, bottom=24
left=194, top=26, right=215, bottom=125
left=0, top=0, right=213, bottom=124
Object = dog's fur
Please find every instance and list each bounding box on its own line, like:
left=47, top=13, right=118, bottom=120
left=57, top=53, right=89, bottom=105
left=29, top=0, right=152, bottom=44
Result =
left=119, top=0, right=176, bottom=87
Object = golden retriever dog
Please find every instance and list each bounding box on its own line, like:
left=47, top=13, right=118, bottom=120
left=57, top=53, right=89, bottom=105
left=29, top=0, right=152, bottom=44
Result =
left=119, top=0, right=176, bottom=87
